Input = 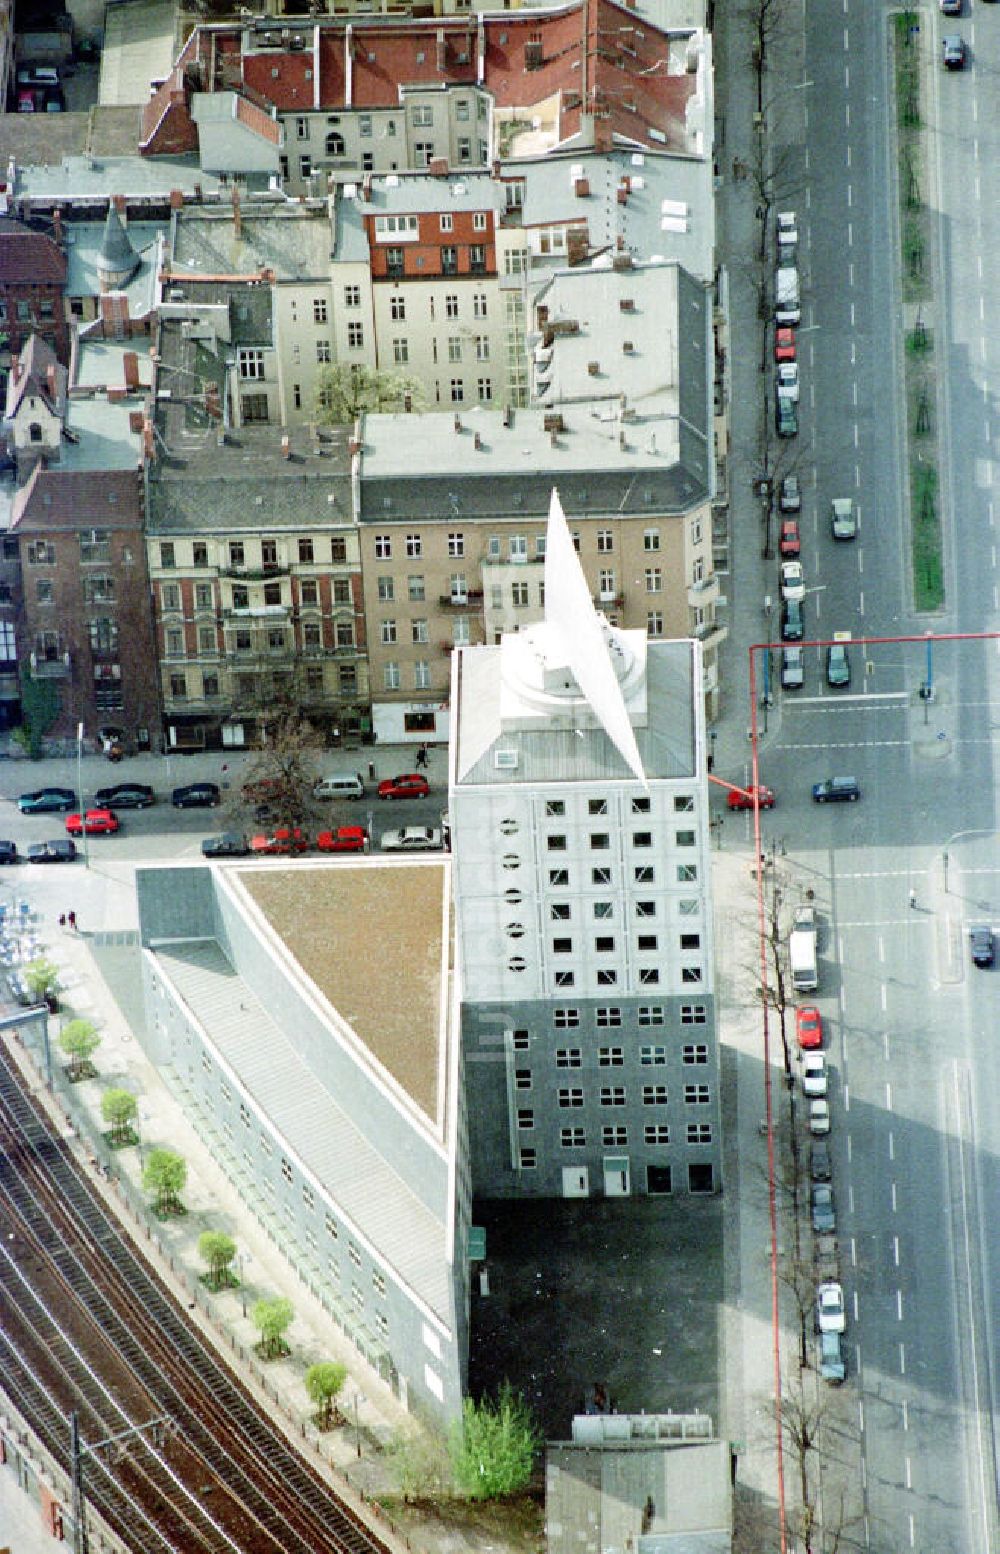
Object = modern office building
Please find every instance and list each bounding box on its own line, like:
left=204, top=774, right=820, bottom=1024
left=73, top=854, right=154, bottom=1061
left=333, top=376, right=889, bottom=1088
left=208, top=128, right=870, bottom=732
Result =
left=451, top=490, right=720, bottom=1200
left=136, top=854, right=470, bottom=1425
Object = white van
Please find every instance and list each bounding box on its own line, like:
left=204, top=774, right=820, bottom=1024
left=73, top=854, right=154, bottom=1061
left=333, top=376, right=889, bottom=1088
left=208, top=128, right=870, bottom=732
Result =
left=313, top=773, right=365, bottom=801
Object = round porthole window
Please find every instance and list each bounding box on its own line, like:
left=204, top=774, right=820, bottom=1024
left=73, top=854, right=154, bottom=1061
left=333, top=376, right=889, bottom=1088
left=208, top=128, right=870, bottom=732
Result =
left=501, top=853, right=521, bottom=871
left=506, top=922, right=525, bottom=939
left=499, top=817, right=519, bottom=836
left=504, top=889, right=523, bottom=904
left=507, top=956, right=527, bottom=972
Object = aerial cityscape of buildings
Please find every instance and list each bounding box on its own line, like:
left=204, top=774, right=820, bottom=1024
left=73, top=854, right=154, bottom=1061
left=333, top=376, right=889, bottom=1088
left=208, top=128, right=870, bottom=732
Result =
left=2, top=0, right=988, bottom=1548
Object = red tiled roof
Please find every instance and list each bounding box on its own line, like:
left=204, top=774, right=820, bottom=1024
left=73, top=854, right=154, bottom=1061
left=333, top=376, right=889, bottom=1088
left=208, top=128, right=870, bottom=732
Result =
left=0, top=226, right=66, bottom=285
left=148, top=1, right=697, bottom=156
left=12, top=468, right=142, bottom=533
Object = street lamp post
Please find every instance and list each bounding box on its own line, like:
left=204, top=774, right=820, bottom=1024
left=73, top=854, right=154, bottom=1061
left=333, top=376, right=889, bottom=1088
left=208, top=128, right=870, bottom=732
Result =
left=76, top=723, right=90, bottom=870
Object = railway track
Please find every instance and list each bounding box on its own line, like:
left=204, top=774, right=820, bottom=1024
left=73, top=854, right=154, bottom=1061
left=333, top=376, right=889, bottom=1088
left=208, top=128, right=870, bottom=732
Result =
left=0, top=1037, right=398, bottom=1554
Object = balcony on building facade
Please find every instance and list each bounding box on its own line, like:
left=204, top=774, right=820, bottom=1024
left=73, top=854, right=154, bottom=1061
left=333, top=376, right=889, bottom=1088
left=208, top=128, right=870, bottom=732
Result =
left=687, top=573, right=721, bottom=609
left=438, top=589, right=484, bottom=609
left=29, top=650, right=71, bottom=679
left=593, top=592, right=626, bottom=611
left=221, top=562, right=291, bottom=581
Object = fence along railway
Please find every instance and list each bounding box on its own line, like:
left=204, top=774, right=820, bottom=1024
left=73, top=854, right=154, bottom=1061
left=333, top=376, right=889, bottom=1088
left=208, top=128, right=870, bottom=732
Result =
left=0, top=1034, right=398, bottom=1554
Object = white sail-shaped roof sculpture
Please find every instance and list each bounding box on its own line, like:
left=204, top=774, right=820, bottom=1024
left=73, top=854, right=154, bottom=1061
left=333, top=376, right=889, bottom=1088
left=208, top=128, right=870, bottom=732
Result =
left=543, top=488, right=647, bottom=784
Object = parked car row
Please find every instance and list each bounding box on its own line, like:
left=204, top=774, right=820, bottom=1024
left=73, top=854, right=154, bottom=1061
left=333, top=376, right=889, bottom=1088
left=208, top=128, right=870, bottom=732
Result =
left=793, top=908, right=846, bottom=1384
left=201, top=823, right=445, bottom=859
left=16, top=772, right=433, bottom=819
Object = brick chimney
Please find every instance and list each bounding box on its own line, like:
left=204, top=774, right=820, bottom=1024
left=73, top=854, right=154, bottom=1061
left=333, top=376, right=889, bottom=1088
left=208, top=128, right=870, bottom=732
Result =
left=281, top=434, right=291, bottom=458
left=46, top=364, right=57, bottom=400
left=123, top=351, right=140, bottom=390
left=52, top=208, right=62, bottom=243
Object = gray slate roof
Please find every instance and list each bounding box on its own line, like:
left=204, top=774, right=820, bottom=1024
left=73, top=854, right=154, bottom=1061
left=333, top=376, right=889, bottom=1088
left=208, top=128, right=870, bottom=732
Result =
left=154, top=938, right=452, bottom=1322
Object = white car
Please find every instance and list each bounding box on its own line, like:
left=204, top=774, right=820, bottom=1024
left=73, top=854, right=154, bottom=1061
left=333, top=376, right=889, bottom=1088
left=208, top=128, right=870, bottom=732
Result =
left=809, top=1098, right=831, bottom=1135
left=379, top=826, right=443, bottom=852
left=802, top=1052, right=827, bottom=1097
left=776, top=363, right=800, bottom=401
left=780, top=561, right=805, bottom=601
left=816, top=1280, right=846, bottom=1333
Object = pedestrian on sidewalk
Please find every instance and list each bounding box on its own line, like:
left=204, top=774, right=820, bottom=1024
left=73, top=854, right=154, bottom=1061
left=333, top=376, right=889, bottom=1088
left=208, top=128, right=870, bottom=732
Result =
left=909, top=889, right=917, bottom=910
left=67, top=910, right=77, bottom=931
left=415, top=743, right=428, bottom=770
left=58, top=914, right=66, bottom=929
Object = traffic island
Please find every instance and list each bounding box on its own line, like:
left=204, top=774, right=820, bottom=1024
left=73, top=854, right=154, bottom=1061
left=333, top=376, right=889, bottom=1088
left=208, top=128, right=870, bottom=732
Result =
left=893, top=9, right=944, bottom=612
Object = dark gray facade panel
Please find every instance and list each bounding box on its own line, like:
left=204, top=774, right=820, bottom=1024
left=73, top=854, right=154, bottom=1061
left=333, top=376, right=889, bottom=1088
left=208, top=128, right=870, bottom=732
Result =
left=462, top=995, right=721, bottom=1199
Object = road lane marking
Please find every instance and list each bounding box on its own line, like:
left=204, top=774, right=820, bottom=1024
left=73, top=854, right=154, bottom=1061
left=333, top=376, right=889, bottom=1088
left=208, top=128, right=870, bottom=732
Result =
left=853, top=1289, right=859, bottom=1322
left=893, top=1236, right=899, bottom=1266
left=849, top=1183, right=855, bottom=1213
left=846, top=145, right=851, bottom=169
left=902, top=1398, right=908, bottom=1431
left=891, top=1179, right=897, bottom=1212
left=881, top=984, right=887, bottom=1013
left=896, top=1288, right=903, bottom=1320
left=905, top=1456, right=912, bottom=1490
left=844, top=1082, right=850, bottom=1112
left=899, top=1342, right=906, bottom=1375
left=848, top=221, right=853, bottom=248
left=909, top=1513, right=915, bottom=1547
left=888, top=1129, right=894, bottom=1159
left=850, top=1236, right=857, bottom=1267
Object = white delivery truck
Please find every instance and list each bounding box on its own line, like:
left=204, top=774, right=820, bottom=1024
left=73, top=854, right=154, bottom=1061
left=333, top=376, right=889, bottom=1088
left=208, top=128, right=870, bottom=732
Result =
left=789, top=903, right=818, bottom=992
left=775, top=266, right=801, bottom=326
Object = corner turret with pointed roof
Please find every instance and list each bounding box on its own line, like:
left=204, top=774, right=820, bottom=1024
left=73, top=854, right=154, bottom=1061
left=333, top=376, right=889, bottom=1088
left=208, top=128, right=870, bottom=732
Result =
left=97, top=203, right=140, bottom=293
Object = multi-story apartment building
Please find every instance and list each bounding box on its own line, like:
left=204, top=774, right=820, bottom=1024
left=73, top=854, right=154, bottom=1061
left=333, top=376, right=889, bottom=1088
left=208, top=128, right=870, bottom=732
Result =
left=0, top=217, right=70, bottom=365
left=140, top=5, right=709, bottom=198
left=357, top=255, right=722, bottom=745
left=350, top=171, right=511, bottom=407
left=145, top=316, right=367, bottom=751
left=451, top=492, right=720, bottom=1199
left=2, top=335, right=160, bottom=750
left=166, top=201, right=356, bottom=430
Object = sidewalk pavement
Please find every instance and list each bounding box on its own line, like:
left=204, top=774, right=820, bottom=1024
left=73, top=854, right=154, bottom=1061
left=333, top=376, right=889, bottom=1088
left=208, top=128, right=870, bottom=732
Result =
left=713, top=837, right=808, bottom=1545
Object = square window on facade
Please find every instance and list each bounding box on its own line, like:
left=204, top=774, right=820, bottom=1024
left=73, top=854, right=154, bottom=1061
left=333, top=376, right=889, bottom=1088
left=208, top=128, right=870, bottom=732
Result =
left=546, top=800, right=565, bottom=817
left=687, top=1123, right=712, bottom=1145
left=602, top=1125, right=627, bottom=1146
left=683, top=1043, right=709, bottom=1065
left=674, top=795, right=695, bottom=812
left=640, top=1045, right=667, bottom=1065
left=554, top=1008, right=580, bottom=1029
left=597, top=969, right=617, bottom=986
left=594, top=936, right=615, bottom=953
left=547, top=835, right=567, bottom=852
left=639, top=1007, right=665, bottom=1026
left=596, top=1007, right=621, bottom=1027
left=588, top=799, right=608, bottom=816
left=643, top=1085, right=668, bottom=1105
left=519, top=1147, right=537, bottom=1168
left=551, top=903, right=571, bottom=920
left=549, top=869, right=570, bottom=886
left=598, top=1048, right=623, bottom=1067
left=558, top=1088, right=584, bottom=1108
left=632, top=832, right=653, bottom=848
left=552, top=937, right=573, bottom=955
left=515, top=1069, right=532, bottom=1089
left=590, top=833, right=610, bottom=851
left=556, top=1048, right=581, bottom=1067
left=560, top=1127, right=585, bottom=1147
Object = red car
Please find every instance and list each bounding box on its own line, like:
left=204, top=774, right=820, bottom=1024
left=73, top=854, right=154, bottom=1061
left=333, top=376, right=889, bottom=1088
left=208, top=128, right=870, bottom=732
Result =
left=65, top=808, right=120, bottom=836
left=726, top=784, right=775, bottom=811
left=774, top=327, right=797, bottom=363
left=315, top=826, right=369, bottom=853
left=779, top=519, right=800, bottom=558
left=377, top=773, right=430, bottom=800
left=796, top=1006, right=823, bottom=1050
left=250, top=828, right=308, bottom=855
